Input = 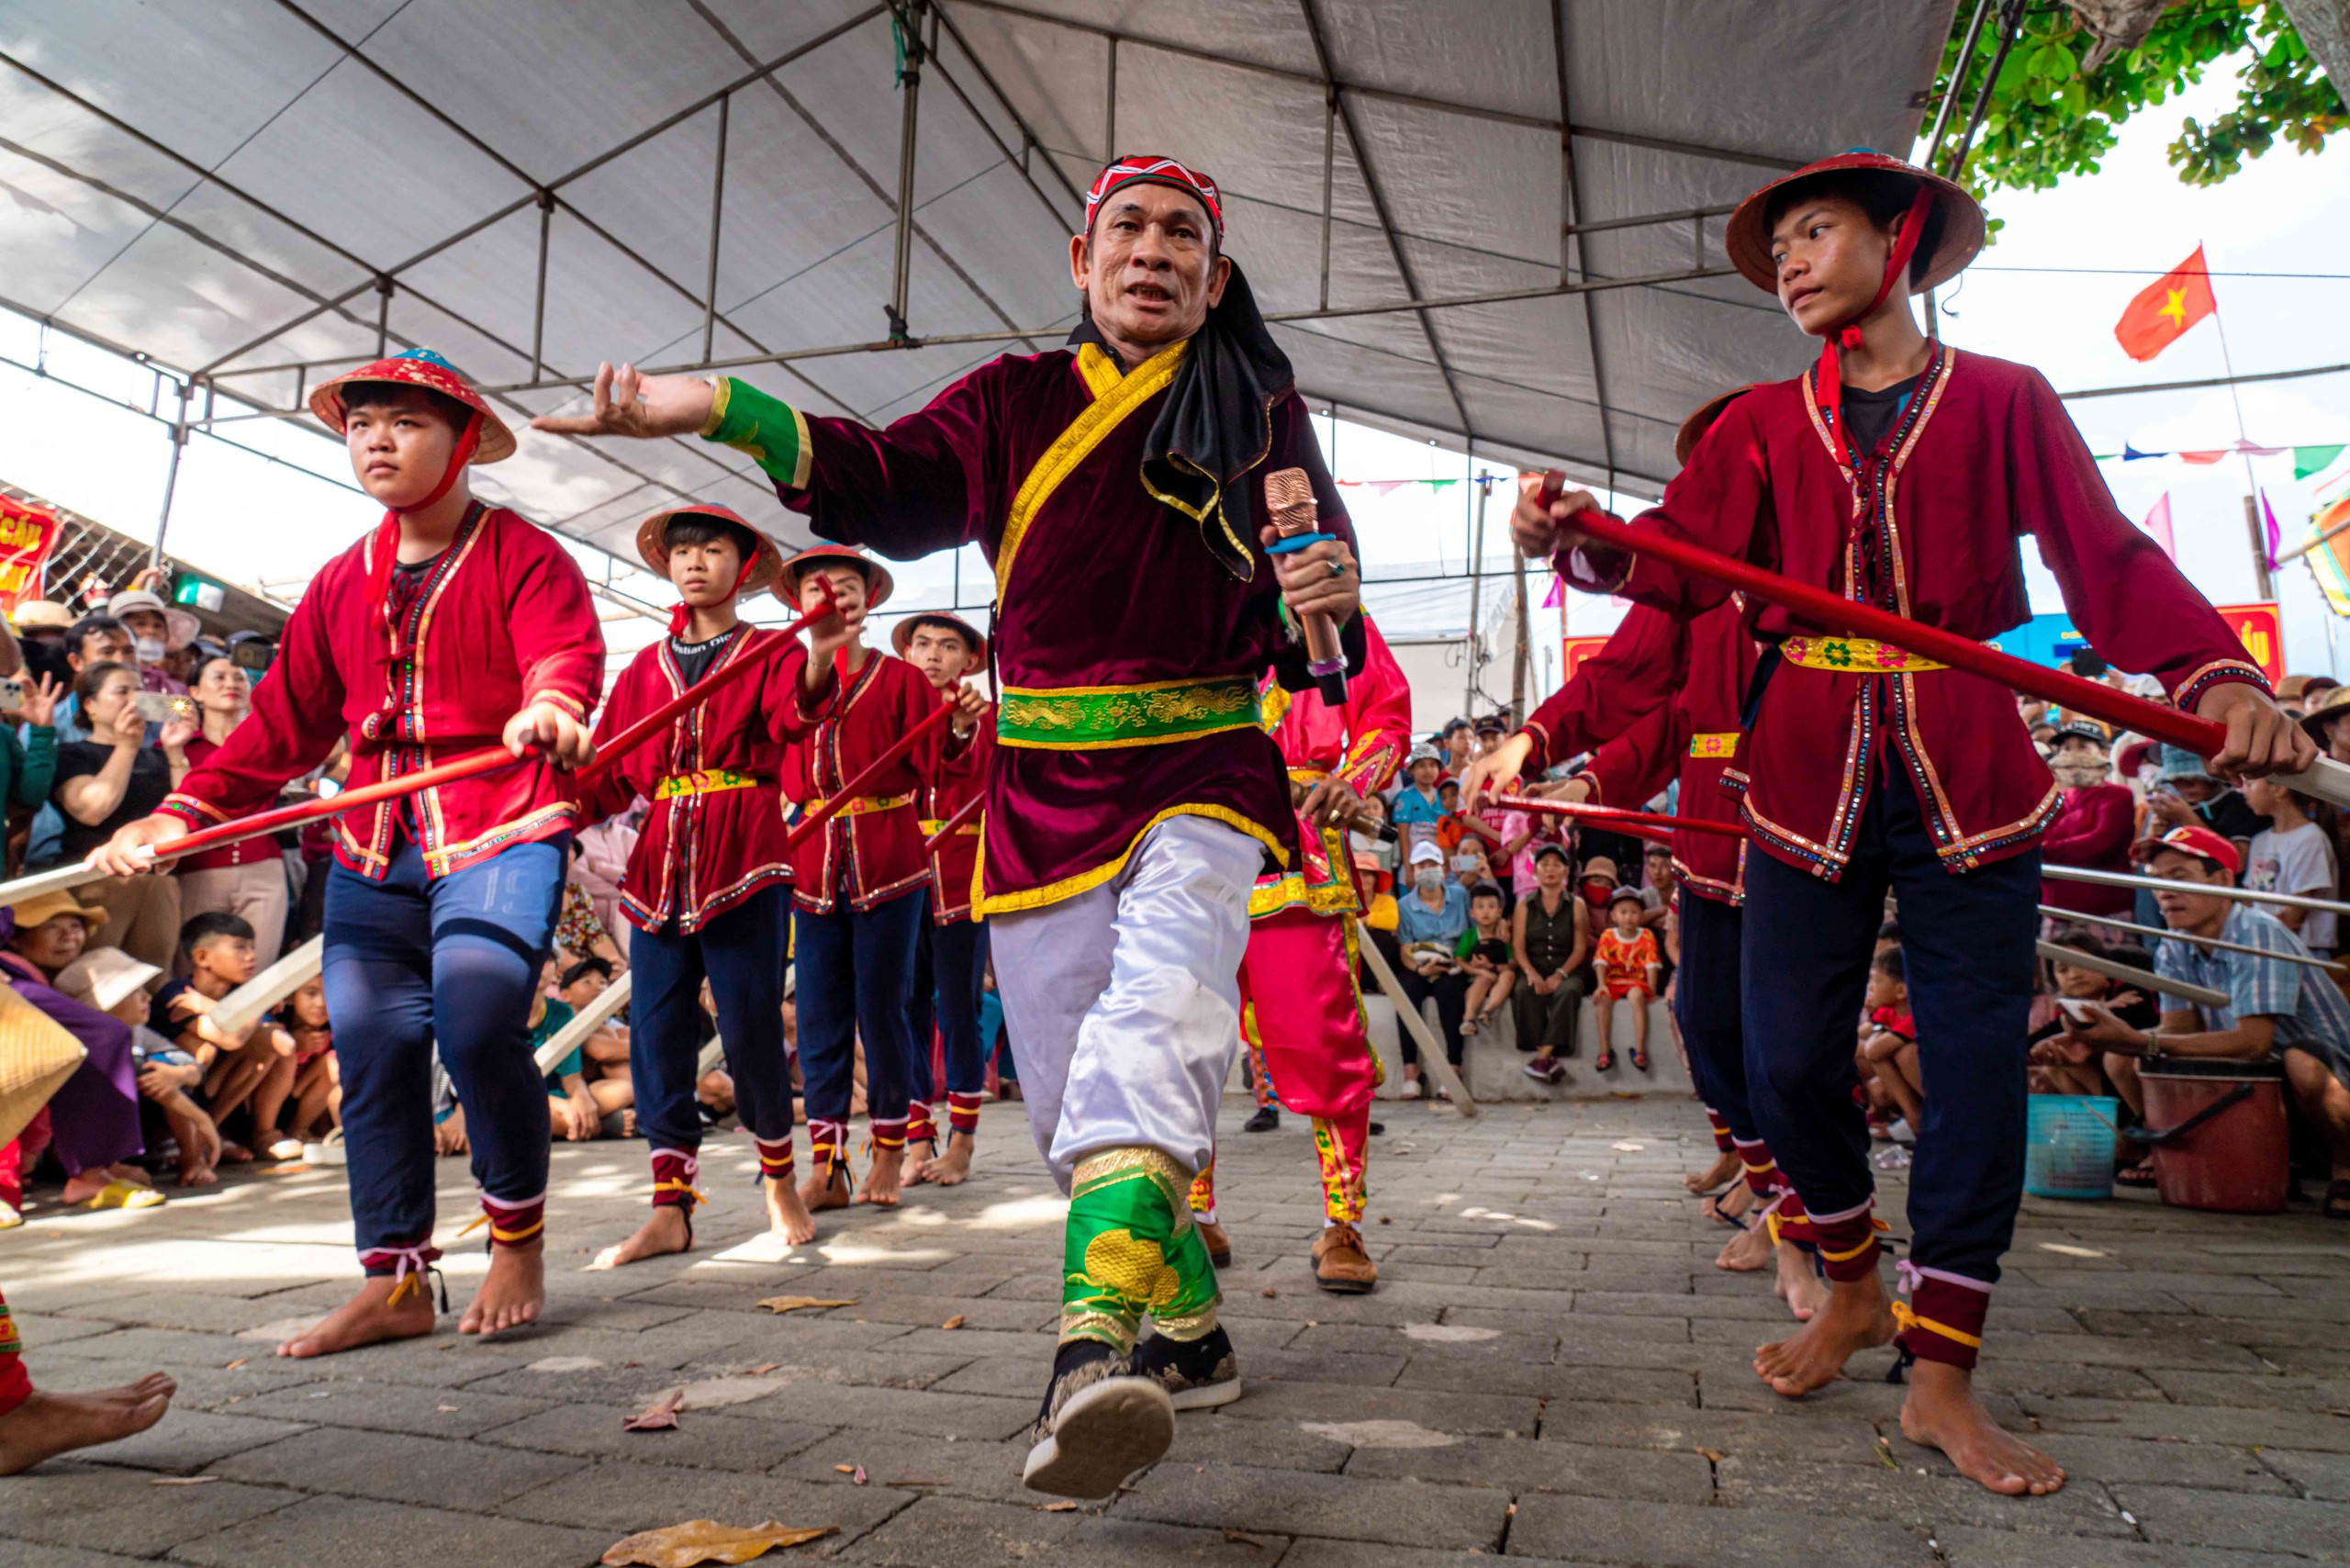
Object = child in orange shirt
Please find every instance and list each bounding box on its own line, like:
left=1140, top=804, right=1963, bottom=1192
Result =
left=1593, top=888, right=1661, bottom=1072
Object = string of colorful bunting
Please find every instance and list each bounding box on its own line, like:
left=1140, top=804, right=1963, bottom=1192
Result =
left=2094, top=442, right=2346, bottom=477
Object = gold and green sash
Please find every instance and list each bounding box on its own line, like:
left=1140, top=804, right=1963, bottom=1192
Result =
left=997, top=676, right=1260, bottom=751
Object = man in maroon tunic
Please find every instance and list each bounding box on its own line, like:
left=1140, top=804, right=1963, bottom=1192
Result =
left=540, top=154, right=1360, bottom=1498
left=1513, top=151, right=2309, bottom=1497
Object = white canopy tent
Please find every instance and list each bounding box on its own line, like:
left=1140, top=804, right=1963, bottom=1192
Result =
left=0, top=0, right=1953, bottom=617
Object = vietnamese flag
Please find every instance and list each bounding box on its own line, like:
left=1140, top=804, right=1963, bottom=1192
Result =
left=2114, top=246, right=2218, bottom=362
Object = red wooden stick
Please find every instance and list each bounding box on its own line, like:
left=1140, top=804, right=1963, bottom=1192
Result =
left=139, top=581, right=841, bottom=869
left=922, top=791, right=984, bottom=854
left=1537, top=473, right=2224, bottom=756
left=783, top=700, right=957, bottom=855
left=1491, top=793, right=1748, bottom=841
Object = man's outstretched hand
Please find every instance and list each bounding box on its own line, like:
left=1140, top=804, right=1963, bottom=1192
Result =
left=1510, top=471, right=1598, bottom=560
left=2195, top=682, right=2316, bottom=781
left=91, top=813, right=186, bottom=879
left=531, top=363, right=715, bottom=440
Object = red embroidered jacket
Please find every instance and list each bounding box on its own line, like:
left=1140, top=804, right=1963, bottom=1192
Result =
left=1561, top=347, right=2268, bottom=879
left=920, top=708, right=993, bottom=926
left=162, top=505, right=603, bottom=879
left=789, top=650, right=951, bottom=915
left=1250, top=615, right=1412, bottom=920
left=578, top=628, right=833, bottom=933
left=1519, top=602, right=1754, bottom=904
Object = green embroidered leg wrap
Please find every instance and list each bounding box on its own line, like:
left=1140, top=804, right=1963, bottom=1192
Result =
left=1062, top=1147, right=1221, bottom=1351
left=698, top=376, right=811, bottom=489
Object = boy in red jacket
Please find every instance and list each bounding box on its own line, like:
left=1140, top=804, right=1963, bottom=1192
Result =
left=582, top=505, right=842, bottom=1265
left=1516, top=151, right=2307, bottom=1495
left=98, top=348, right=601, bottom=1358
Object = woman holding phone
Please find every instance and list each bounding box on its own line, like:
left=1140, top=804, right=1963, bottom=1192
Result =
left=51, top=662, right=193, bottom=972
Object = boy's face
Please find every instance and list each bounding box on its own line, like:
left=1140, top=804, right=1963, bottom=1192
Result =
left=1438, top=785, right=1460, bottom=812
left=120, top=608, right=170, bottom=651
left=802, top=564, right=867, bottom=621
left=1864, top=966, right=1901, bottom=1010
left=13, top=914, right=89, bottom=971
left=292, top=978, right=330, bottom=1027
left=1470, top=893, right=1502, bottom=927
left=1768, top=191, right=1904, bottom=335
left=667, top=533, right=745, bottom=608
left=344, top=387, right=464, bottom=510
left=563, top=970, right=609, bottom=1007
left=907, top=624, right=973, bottom=689
left=1410, top=758, right=1439, bottom=787
left=1608, top=900, right=1640, bottom=933
left=194, top=933, right=258, bottom=985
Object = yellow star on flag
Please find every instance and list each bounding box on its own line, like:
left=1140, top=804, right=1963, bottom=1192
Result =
left=2158, top=286, right=2187, bottom=327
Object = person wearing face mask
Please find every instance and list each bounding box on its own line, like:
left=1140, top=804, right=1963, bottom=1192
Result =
left=98, top=590, right=197, bottom=699
left=1392, top=840, right=1474, bottom=1095
left=2039, top=721, right=2135, bottom=921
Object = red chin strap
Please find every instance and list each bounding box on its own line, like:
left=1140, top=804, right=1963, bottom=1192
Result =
left=666, top=546, right=762, bottom=638
left=364, top=409, right=484, bottom=666
left=1813, top=185, right=1933, bottom=469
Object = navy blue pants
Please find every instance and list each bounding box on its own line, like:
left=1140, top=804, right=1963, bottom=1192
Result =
left=630, top=884, right=795, bottom=1152
left=1740, top=766, right=2038, bottom=1284
left=796, top=887, right=928, bottom=1129
left=1674, top=890, right=1759, bottom=1144
left=322, top=834, right=565, bottom=1258
left=909, top=916, right=990, bottom=1103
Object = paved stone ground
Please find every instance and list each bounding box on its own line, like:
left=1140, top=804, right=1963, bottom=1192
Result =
left=4, top=1095, right=2347, bottom=1566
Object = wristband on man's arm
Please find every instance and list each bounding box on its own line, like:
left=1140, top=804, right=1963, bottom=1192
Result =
left=699, top=377, right=811, bottom=489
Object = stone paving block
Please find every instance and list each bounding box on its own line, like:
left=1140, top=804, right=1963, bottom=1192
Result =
left=2257, top=1444, right=2350, bottom=1501
left=1506, top=1493, right=1938, bottom=1566
left=1347, top=1434, right=1714, bottom=1504
left=212, top=1424, right=588, bottom=1506
left=927, top=1356, right=1046, bottom=1399
left=1405, top=1359, right=1697, bottom=1407
left=1716, top=1459, right=2134, bottom=1537
left=1934, top=1524, right=2315, bottom=1566
left=0, top=1540, right=163, bottom=1568
left=476, top=1400, right=834, bottom=1472
left=170, top=1491, right=611, bottom=1568
left=228, top=1377, right=555, bottom=1438
left=1967, top=1361, right=2165, bottom=1403
left=1539, top=1403, right=1891, bottom=1468
left=75, top=1408, right=310, bottom=1473
left=37, top=1326, right=267, bottom=1371
left=1279, top=1544, right=1597, bottom=1568
left=498, top=1459, right=915, bottom=1541
left=876, top=1326, right=1051, bottom=1360
left=1168, top=1412, right=1353, bottom=1473
left=709, top=1379, right=1038, bottom=1441
left=2020, top=1433, right=2293, bottom=1493
left=2115, top=1482, right=2350, bottom=1553
left=2020, top=1394, right=2350, bottom=1452
left=8, top=1312, right=128, bottom=1347
left=2144, top=1368, right=2350, bottom=1410
left=1207, top=1378, right=1540, bottom=1437
left=832, top=1294, right=1059, bottom=1334
left=769, top=1428, right=1035, bottom=1505
left=1115, top=1462, right=1508, bottom=1551
left=0, top=1462, right=295, bottom=1556
left=1237, top=1346, right=1409, bottom=1387
left=841, top=1495, right=1285, bottom=1567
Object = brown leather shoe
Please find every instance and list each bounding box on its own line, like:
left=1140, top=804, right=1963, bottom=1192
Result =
left=1311, top=1222, right=1378, bottom=1294
left=1197, top=1219, right=1232, bottom=1269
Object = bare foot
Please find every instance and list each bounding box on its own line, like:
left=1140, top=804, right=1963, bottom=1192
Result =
left=766, top=1175, right=818, bottom=1245
left=1684, top=1148, right=1740, bottom=1194
left=901, top=1139, right=937, bottom=1186
left=1754, top=1273, right=1895, bottom=1396
left=588, top=1205, right=690, bottom=1271
left=1702, top=1182, right=1754, bottom=1224
left=218, top=1142, right=253, bottom=1165
left=856, top=1146, right=904, bottom=1206
left=0, top=1373, right=175, bottom=1474
left=620, top=1108, right=636, bottom=1137
left=1715, top=1219, right=1772, bottom=1271
left=104, top=1163, right=153, bottom=1187
left=1900, top=1359, right=2067, bottom=1495
left=1775, top=1242, right=1830, bottom=1322
left=176, top=1162, right=219, bottom=1189
left=278, top=1276, right=436, bottom=1359
left=921, top=1131, right=975, bottom=1187
left=800, top=1164, right=852, bottom=1214
left=60, top=1171, right=110, bottom=1204
left=458, top=1240, right=545, bottom=1337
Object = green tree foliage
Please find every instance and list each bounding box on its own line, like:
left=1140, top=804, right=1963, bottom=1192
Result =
left=1932, top=1, right=2343, bottom=202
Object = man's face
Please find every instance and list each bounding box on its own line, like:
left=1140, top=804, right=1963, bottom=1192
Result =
left=1070, top=185, right=1230, bottom=354
left=667, top=533, right=745, bottom=609
left=801, top=565, right=867, bottom=622
left=1645, top=847, right=1673, bottom=882
left=72, top=628, right=131, bottom=672
left=345, top=388, right=463, bottom=509
left=1768, top=193, right=1903, bottom=335
left=12, top=914, right=88, bottom=972
left=2145, top=848, right=2232, bottom=929
left=907, top=624, right=974, bottom=690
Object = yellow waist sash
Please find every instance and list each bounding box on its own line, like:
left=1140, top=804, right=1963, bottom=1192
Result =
left=1688, top=733, right=1740, bottom=758
left=919, top=819, right=982, bottom=836
left=1779, top=635, right=1947, bottom=674
left=655, top=768, right=762, bottom=801
left=804, top=791, right=915, bottom=820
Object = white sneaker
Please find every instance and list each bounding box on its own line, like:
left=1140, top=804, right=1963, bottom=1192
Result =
left=1888, top=1117, right=1916, bottom=1147
left=1399, top=1079, right=1423, bottom=1101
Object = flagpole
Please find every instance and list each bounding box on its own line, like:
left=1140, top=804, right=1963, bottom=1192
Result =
left=2203, top=245, right=2278, bottom=602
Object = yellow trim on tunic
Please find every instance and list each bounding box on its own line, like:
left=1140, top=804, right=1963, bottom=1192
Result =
left=655, top=768, right=760, bottom=801
left=973, top=803, right=1288, bottom=917
left=801, top=791, right=915, bottom=819
left=1779, top=635, right=1947, bottom=674
left=1075, top=342, right=1125, bottom=400
left=1688, top=732, right=1740, bottom=758
left=996, top=340, right=1188, bottom=599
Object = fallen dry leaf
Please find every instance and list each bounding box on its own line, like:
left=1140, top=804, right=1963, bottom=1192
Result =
left=261, top=1160, right=309, bottom=1174
left=222, top=1358, right=247, bottom=1371
left=744, top=1362, right=780, bottom=1376
left=850, top=1464, right=868, bottom=1485
left=1377, top=1215, right=1391, bottom=1225
left=756, top=1296, right=856, bottom=1316
left=1040, top=1501, right=1078, bottom=1513
left=1695, top=1447, right=1726, bottom=1463
left=1260, top=1288, right=1277, bottom=1298
left=623, top=1390, right=686, bottom=1432
left=834, top=1464, right=856, bottom=1474
left=1222, top=1529, right=1266, bottom=1547
left=939, top=1315, right=966, bottom=1331
left=151, top=1475, right=218, bottom=1486
left=600, top=1519, right=837, bottom=1567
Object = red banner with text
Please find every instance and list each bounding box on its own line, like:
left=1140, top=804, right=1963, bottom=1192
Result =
left=2213, top=601, right=2285, bottom=688
left=0, top=496, right=60, bottom=616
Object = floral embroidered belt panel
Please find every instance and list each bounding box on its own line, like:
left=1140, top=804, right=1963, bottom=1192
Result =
left=996, top=676, right=1261, bottom=750
left=1778, top=635, right=1948, bottom=674
left=800, top=791, right=915, bottom=818
left=655, top=768, right=763, bottom=800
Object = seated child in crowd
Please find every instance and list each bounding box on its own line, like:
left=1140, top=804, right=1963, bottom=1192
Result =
left=1457, top=881, right=1516, bottom=1037
left=57, top=946, right=218, bottom=1188
left=531, top=959, right=600, bottom=1143
left=555, top=958, right=632, bottom=1133
left=282, top=976, right=339, bottom=1148
left=150, top=913, right=295, bottom=1160
left=1859, top=947, right=1922, bottom=1141
left=1593, top=887, right=1661, bottom=1073
left=2027, top=934, right=2158, bottom=1102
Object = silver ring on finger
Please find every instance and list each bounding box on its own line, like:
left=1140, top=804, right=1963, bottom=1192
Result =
left=1326, top=557, right=1346, bottom=579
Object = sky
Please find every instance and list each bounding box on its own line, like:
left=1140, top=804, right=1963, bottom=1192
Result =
left=2, top=48, right=2347, bottom=686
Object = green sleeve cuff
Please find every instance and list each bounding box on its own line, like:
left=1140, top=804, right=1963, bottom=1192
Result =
left=699, top=377, right=812, bottom=490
